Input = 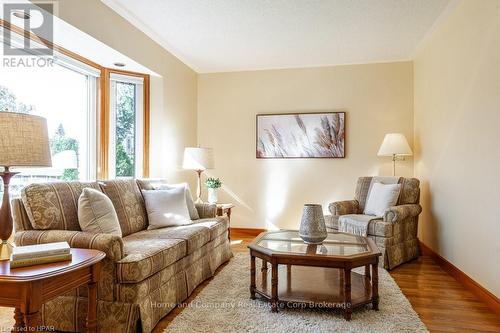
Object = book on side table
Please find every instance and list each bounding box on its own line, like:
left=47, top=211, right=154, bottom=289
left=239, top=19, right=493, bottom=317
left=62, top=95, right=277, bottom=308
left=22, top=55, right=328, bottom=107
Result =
left=10, top=242, right=72, bottom=268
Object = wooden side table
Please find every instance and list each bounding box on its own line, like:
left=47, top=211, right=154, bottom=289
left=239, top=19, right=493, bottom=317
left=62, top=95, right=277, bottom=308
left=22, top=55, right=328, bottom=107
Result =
left=216, top=203, right=234, bottom=240
left=0, top=248, right=105, bottom=333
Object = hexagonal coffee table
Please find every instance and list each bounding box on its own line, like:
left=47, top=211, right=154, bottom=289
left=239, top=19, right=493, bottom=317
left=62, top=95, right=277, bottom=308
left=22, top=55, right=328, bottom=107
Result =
left=248, top=230, right=381, bottom=320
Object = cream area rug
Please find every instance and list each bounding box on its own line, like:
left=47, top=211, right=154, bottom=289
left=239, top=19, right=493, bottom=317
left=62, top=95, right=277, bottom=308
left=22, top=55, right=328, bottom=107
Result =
left=0, top=254, right=427, bottom=332
left=165, top=253, right=428, bottom=333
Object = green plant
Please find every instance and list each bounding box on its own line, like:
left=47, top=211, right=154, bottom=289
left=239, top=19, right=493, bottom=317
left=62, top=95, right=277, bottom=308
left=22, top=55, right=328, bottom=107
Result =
left=205, top=177, right=222, bottom=189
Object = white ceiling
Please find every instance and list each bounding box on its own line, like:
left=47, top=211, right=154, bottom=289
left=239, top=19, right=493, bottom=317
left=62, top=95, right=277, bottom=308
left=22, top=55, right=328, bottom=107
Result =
left=103, top=0, right=450, bottom=73
left=1, top=0, right=157, bottom=75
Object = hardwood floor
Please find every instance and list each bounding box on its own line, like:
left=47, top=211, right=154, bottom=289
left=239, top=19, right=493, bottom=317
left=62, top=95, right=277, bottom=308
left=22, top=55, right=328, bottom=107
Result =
left=154, top=230, right=500, bottom=332
left=390, top=257, right=500, bottom=332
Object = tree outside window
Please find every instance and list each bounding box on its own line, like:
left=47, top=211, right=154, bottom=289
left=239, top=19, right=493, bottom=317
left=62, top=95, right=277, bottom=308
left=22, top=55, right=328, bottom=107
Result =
left=115, top=82, right=136, bottom=177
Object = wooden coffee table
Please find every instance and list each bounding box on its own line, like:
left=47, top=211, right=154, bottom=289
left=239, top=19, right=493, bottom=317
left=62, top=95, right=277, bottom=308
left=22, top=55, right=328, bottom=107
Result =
left=248, top=230, right=381, bottom=320
left=0, top=248, right=105, bottom=332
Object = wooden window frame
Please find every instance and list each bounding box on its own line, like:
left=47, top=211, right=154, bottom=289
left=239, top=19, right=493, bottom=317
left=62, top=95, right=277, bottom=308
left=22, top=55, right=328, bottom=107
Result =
left=102, top=69, right=150, bottom=179
left=0, top=20, right=150, bottom=179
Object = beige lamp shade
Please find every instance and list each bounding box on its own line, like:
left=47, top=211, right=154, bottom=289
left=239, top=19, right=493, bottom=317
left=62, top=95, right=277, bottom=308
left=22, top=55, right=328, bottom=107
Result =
left=377, top=133, right=413, bottom=156
left=182, top=147, right=214, bottom=170
left=0, top=112, right=52, bottom=167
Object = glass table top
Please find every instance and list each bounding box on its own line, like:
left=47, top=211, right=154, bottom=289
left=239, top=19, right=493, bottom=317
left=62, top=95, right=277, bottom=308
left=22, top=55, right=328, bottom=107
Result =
left=255, top=230, right=369, bottom=256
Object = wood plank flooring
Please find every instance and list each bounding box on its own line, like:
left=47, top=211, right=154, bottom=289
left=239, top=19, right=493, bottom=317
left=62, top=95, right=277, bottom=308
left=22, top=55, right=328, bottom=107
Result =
left=155, top=230, right=500, bottom=332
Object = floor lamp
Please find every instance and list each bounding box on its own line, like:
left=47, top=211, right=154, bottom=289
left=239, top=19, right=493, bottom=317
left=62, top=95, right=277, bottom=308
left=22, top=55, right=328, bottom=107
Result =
left=0, top=112, right=52, bottom=260
left=182, top=147, right=214, bottom=203
left=377, top=133, right=413, bottom=176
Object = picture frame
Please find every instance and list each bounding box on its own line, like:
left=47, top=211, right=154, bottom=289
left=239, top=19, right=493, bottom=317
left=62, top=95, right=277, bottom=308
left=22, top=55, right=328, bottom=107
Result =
left=256, top=112, right=346, bottom=159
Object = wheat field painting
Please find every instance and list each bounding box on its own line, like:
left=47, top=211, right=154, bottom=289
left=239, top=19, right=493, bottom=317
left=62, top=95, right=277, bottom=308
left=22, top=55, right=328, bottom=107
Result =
left=256, top=112, right=345, bottom=158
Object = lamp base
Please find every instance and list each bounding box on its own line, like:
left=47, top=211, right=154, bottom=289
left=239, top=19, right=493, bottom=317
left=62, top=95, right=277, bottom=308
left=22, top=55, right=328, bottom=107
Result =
left=0, top=240, right=13, bottom=261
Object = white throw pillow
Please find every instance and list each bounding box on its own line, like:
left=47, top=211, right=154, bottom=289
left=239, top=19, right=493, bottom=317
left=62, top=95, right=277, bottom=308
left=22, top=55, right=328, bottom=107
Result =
left=363, top=182, right=401, bottom=217
left=142, top=187, right=192, bottom=229
left=78, top=188, right=122, bottom=236
left=156, top=183, right=199, bottom=220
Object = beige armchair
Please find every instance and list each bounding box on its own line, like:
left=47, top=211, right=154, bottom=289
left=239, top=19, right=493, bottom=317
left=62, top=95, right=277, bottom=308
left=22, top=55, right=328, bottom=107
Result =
left=325, top=177, right=422, bottom=269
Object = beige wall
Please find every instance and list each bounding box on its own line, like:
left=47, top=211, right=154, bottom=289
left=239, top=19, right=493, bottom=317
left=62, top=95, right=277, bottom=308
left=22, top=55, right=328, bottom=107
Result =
left=56, top=0, right=499, bottom=297
left=198, top=62, right=413, bottom=229
left=56, top=0, right=198, bottom=186
left=414, top=0, right=500, bottom=296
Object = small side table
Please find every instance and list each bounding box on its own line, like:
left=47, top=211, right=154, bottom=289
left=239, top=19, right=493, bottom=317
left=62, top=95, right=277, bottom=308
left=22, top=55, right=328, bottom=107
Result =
left=216, top=203, right=234, bottom=240
left=0, top=248, right=105, bottom=333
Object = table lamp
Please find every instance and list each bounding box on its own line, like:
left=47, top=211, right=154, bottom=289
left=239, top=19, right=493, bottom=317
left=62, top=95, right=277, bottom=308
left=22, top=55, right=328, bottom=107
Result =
left=377, top=133, right=412, bottom=176
left=182, top=147, right=214, bottom=203
left=0, top=112, right=52, bottom=260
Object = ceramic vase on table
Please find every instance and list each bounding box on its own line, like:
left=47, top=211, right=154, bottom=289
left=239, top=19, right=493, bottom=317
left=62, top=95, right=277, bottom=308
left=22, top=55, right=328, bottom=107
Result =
left=208, top=188, right=218, bottom=204
left=299, top=204, right=327, bottom=244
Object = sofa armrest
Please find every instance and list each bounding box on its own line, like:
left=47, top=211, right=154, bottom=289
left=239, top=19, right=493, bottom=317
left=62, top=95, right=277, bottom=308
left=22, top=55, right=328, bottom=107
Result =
left=195, top=203, right=217, bottom=219
left=383, top=204, right=422, bottom=223
left=328, top=200, right=359, bottom=216
left=14, top=230, right=124, bottom=261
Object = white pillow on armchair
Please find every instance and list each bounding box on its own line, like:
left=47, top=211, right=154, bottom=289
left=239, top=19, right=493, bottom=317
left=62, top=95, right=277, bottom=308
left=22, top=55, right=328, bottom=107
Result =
left=363, top=182, right=401, bottom=217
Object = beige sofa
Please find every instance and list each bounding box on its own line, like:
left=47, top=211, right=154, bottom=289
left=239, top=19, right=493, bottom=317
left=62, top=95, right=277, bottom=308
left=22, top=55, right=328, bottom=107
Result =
left=12, top=179, right=233, bottom=333
left=325, top=176, right=422, bottom=270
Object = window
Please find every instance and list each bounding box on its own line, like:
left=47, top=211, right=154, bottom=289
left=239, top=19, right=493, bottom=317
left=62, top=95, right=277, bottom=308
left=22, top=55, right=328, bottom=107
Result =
left=0, top=22, right=150, bottom=192
left=0, top=53, right=99, bottom=197
left=108, top=73, right=145, bottom=179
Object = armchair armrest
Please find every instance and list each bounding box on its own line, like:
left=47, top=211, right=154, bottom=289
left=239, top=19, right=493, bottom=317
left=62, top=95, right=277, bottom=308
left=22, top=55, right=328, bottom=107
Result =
left=329, top=200, right=359, bottom=216
left=195, top=203, right=217, bottom=219
left=383, top=204, right=422, bottom=223
left=14, top=230, right=124, bottom=261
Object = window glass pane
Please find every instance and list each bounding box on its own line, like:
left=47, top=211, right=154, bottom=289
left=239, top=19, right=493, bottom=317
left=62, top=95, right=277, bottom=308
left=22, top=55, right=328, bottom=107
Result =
left=0, top=62, right=95, bottom=197
left=115, top=82, right=136, bottom=178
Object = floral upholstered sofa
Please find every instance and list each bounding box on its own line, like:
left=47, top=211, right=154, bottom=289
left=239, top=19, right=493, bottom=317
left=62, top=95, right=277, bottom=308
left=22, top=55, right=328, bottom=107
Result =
left=325, top=176, right=422, bottom=270
left=12, top=179, right=232, bottom=333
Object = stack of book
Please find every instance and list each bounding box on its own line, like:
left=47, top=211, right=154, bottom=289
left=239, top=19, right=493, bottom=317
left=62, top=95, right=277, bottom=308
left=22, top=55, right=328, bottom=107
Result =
left=10, top=242, right=72, bottom=268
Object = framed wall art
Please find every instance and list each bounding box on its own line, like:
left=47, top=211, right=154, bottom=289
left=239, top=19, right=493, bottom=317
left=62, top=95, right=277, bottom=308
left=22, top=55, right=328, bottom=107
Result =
left=256, top=112, right=345, bottom=158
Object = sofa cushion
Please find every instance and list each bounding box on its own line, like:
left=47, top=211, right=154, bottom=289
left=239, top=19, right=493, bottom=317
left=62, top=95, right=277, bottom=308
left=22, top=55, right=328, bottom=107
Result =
left=99, top=179, right=148, bottom=237
left=193, top=216, right=229, bottom=241
left=324, top=214, right=393, bottom=237
left=22, top=182, right=101, bottom=230
left=117, top=235, right=186, bottom=283
left=147, top=225, right=211, bottom=254
left=116, top=257, right=185, bottom=302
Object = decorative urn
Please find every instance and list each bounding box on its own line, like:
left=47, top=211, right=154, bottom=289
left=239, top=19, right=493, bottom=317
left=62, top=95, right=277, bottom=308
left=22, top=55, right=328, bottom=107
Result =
left=299, top=204, right=327, bottom=244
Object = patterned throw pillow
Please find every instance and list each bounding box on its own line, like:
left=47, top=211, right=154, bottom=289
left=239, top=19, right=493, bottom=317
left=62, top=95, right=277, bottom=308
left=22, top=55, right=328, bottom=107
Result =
left=78, top=188, right=122, bottom=236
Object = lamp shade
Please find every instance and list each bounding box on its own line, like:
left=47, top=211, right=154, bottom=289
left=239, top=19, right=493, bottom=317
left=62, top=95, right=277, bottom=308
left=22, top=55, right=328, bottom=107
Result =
left=182, top=147, right=214, bottom=170
left=377, top=133, right=413, bottom=156
left=0, top=112, right=52, bottom=167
